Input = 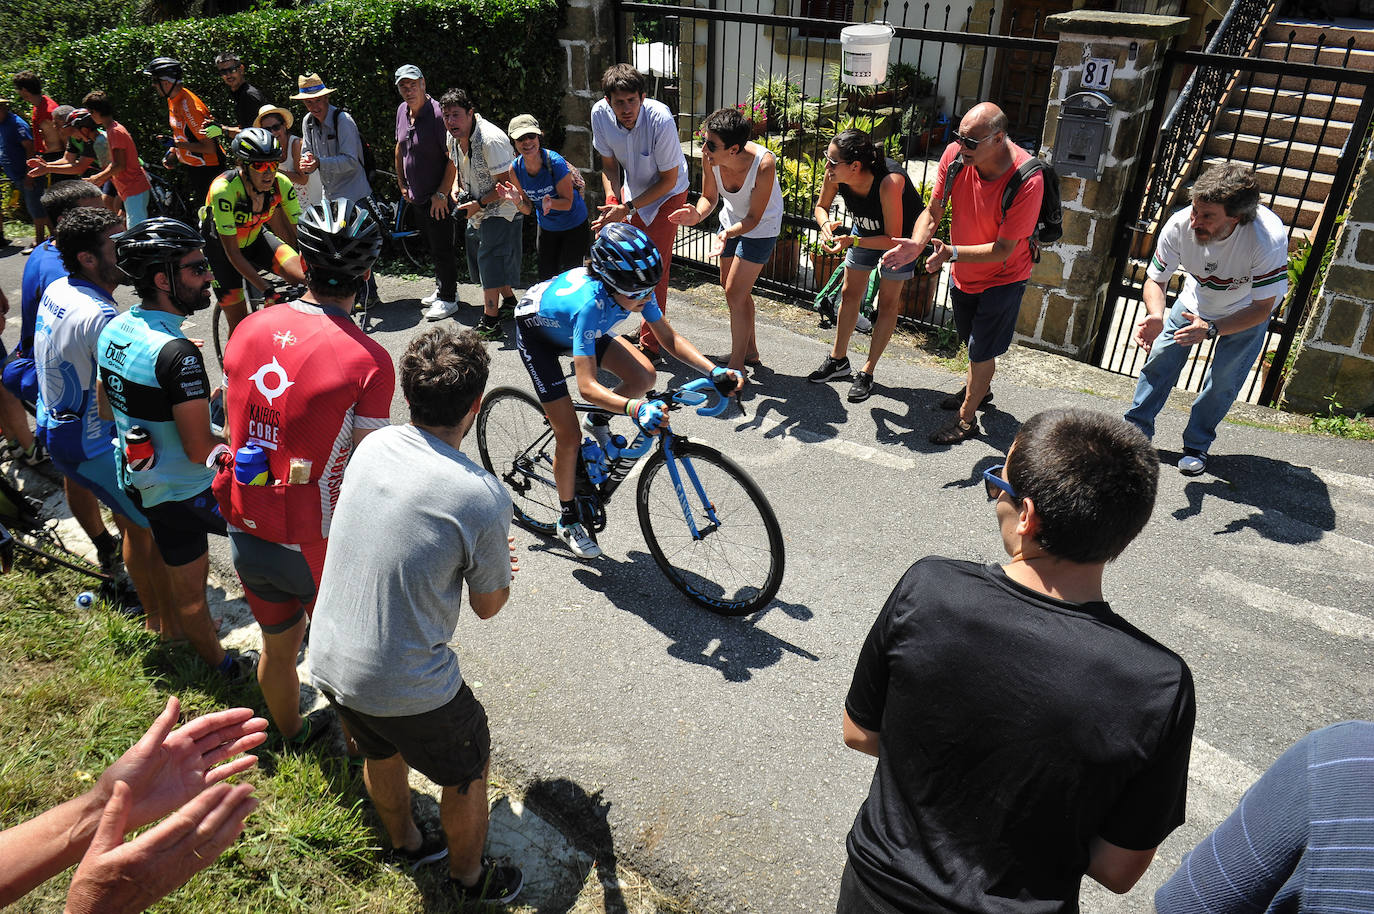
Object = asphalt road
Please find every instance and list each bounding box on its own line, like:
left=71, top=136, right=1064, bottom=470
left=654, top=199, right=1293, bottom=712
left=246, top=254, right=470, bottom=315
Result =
left=4, top=246, right=1371, bottom=914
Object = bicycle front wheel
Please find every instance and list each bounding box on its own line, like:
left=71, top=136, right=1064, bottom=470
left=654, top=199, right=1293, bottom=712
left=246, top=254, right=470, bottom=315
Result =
left=636, top=440, right=784, bottom=616
left=396, top=201, right=430, bottom=271
left=476, top=387, right=560, bottom=534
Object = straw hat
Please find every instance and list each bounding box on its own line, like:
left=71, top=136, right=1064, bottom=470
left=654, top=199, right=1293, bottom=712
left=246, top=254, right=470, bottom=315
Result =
left=253, top=103, right=294, bottom=131
left=290, top=73, right=335, bottom=100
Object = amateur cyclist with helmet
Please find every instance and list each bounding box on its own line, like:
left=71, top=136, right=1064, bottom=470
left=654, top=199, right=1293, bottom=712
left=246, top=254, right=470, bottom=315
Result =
left=143, top=56, right=223, bottom=209
left=202, top=126, right=305, bottom=335
left=514, top=222, right=742, bottom=559
left=215, top=198, right=393, bottom=744
left=96, top=216, right=257, bottom=683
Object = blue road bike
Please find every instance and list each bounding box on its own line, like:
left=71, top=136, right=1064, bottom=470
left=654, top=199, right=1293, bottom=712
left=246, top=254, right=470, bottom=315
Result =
left=476, top=378, right=785, bottom=616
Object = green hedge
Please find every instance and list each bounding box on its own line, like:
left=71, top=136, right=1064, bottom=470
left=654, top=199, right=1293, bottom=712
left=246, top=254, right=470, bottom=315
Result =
left=26, top=0, right=565, bottom=195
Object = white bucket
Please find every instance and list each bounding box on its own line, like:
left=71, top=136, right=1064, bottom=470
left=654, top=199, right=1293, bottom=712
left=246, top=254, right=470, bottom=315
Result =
left=840, top=22, right=895, bottom=86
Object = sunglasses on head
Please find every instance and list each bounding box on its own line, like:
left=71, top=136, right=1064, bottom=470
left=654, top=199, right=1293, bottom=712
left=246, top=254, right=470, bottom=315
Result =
left=246, top=160, right=278, bottom=173
left=953, top=130, right=994, bottom=151
left=982, top=463, right=1020, bottom=502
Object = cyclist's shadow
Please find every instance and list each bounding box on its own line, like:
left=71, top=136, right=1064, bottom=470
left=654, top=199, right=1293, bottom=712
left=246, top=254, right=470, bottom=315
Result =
left=569, top=556, right=817, bottom=683
left=654, top=362, right=850, bottom=444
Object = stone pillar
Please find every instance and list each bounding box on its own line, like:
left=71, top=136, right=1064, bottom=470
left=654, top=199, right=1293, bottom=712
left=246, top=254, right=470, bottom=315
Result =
left=1280, top=143, right=1374, bottom=414
left=558, top=0, right=616, bottom=177
left=1018, top=11, right=1188, bottom=358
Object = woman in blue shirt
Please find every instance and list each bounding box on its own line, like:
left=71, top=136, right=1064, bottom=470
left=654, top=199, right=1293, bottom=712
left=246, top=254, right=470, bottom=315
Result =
left=496, top=114, right=590, bottom=280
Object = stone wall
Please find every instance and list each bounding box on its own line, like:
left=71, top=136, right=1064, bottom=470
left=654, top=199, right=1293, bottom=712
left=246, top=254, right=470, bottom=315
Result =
left=557, top=0, right=616, bottom=176
left=1280, top=144, right=1374, bottom=415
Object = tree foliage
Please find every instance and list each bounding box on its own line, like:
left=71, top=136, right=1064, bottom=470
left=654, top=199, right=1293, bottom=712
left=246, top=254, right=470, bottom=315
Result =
left=17, top=0, right=566, bottom=193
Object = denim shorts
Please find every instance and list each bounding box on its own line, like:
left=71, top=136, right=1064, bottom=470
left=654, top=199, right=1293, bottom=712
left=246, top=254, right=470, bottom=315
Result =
left=722, top=234, right=778, bottom=265
left=467, top=214, right=524, bottom=291
left=845, top=242, right=915, bottom=281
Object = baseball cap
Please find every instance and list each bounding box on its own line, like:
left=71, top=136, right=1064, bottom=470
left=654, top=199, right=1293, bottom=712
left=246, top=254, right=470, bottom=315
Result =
left=394, top=64, right=423, bottom=84
left=508, top=114, right=543, bottom=140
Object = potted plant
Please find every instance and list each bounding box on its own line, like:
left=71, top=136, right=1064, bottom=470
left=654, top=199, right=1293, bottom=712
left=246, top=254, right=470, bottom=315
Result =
left=749, top=75, right=803, bottom=135
left=886, top=60, right=934, bottom=105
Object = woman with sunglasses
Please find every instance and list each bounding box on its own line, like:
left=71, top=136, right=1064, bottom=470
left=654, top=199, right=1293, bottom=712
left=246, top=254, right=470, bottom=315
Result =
left=496, top=113, right=590, bottom=281
left=807, top=128, right=920, bottom=403
left=200, top=127, right=305, bottom=335
left=667, top=106, right=782, bottom=376
left=512, top=223, right=741, bottom=560
left=254, top=105, right=321, bottom=207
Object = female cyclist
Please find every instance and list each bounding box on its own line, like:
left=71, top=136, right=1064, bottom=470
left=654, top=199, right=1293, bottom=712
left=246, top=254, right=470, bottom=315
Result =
left=513, top=223, right=741, bottom=559
left=806, top=128, right=920, bottom=403
left=668, top=106, right=782, bottom=375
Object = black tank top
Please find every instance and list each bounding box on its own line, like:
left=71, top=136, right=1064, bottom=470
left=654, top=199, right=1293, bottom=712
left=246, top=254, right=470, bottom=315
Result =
left=837, top=158, right=920, bottom=238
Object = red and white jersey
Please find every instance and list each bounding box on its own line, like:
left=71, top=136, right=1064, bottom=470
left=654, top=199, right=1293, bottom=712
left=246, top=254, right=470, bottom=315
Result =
left=221, top=301, right=394, bottom=543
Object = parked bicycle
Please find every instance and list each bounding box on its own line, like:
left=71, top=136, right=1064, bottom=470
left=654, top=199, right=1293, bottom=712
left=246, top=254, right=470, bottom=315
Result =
left=141, top=161, right=194, bottom=223
left=0, top=473, right=114, bottom=585
left=476, top=377, right=785, bottom=616
left=368, top=171, right=461, bottom=271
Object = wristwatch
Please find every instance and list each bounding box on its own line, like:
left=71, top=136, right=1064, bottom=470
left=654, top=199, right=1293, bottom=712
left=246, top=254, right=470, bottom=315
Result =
left=624, top=199, right=637, bottom=213
left=1206, top=321, right=1218, bottom=339
left=949, top=245, right=959, bottom=262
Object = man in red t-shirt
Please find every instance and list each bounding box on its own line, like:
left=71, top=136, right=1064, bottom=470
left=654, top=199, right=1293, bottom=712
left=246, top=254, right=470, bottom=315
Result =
left=11, top=71, right=62, bottom=247
left=884, top=102, right=1043, bottom=445
left=218, top=199, right=393, bottom=745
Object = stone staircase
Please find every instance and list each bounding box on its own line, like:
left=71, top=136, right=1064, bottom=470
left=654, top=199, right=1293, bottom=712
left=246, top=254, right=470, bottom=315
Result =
left=1201, top=18, right=1374, bottom=241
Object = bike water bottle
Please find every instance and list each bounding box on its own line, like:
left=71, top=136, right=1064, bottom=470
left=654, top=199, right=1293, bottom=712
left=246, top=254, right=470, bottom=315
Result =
left=603, top=434, right=627, bottom=461
left=580, top=438, right=608, bottom=484
left=125, top=426, right=156, bottom=471
left=234, top=444, right=270, bottom=485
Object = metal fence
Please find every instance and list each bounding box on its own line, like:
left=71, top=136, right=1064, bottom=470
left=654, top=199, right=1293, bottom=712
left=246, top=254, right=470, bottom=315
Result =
left=1094, top=9, right=1374, bottom=406
left=616, top=0, right=1056, bottom=329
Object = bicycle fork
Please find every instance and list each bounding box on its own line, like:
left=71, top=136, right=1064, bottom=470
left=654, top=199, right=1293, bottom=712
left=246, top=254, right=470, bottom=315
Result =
left=662, top=437, right=719, bottom=541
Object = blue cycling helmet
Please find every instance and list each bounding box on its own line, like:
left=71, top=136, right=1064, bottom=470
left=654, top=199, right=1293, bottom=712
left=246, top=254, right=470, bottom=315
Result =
left=588, top=222, right=662, bottom=298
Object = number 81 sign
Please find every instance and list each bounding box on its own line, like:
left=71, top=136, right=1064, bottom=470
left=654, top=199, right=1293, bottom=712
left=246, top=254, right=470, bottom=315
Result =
left=1083, top=58, right=1114, bottom=90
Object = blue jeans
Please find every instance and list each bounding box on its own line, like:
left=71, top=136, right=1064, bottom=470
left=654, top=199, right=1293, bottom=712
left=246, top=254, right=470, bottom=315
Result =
left=1124, top=296, right=1269, bottom=454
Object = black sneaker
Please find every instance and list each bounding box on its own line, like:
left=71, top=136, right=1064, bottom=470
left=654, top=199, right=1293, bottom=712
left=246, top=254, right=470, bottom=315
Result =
left=498, top=294, right=518, bottom=320
left=847, top=371, right=874, bottom=402
left=220, top=648, right=260, bottom=686
left=474, top=318, right=503, bottom=341
left=97, top=534, right=124, bottom=575
left=384, top=826, right=449, bottom=872
left=450, top=858, right=523, bottom=905
left=807, top=355, right=851, bottom=383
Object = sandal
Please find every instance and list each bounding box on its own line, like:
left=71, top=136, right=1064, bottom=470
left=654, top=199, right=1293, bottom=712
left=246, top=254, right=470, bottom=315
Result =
left=930, top=417, right=980, bottom=445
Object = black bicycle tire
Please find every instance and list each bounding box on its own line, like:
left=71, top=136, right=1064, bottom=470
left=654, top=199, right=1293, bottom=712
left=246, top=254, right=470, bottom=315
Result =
left=636, top=440, right=784, bottom=616
left=211, top=295, right=264, bottom=369
left=397, top=201, right=430, bottom=271
left=476, top=387, right=561, bottom=534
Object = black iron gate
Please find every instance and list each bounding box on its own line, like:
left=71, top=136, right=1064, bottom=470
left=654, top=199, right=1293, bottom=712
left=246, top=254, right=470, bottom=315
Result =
left=614, top=0, right=1055, bottom=328
left=1094, top=8, right=1374, bottom=407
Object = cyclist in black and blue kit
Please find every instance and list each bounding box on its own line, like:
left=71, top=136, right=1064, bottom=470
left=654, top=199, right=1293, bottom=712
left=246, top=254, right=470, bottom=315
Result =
left=515, top=223, right=742, bottom=558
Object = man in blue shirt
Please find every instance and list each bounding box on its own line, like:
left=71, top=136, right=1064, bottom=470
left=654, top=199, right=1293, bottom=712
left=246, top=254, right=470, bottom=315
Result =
left=0, top=94, right=44, bottom=251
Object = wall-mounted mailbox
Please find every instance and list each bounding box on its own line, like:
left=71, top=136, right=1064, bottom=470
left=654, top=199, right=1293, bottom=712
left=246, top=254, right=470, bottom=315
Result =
left=1054, top=90, right=1112, bottom=181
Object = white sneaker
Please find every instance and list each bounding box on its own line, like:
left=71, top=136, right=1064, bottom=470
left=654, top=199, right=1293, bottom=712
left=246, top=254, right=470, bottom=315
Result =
left=423, top=299, right=460, bottom=321
left=421, top=289, right=441, bottom=306
left=556, top=520, right=602, bottom=559
left=582, top=415, right=611, bottom=450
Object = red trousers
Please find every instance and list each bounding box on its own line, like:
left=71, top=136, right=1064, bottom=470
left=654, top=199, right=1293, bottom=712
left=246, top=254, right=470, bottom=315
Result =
left=631, top=189, right=689, bottom=352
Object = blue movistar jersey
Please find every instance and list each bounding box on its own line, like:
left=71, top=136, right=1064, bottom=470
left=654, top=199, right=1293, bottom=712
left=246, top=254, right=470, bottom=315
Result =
left=97, top=306, right=214, bottom=506
left=33, top=276, right=119, bottom=463
left=519, top=267, right=662, bottom=358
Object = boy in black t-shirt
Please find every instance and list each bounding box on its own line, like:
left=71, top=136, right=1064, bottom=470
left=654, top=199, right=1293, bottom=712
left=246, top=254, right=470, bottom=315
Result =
left=840, top=409, right=1194, bottom=914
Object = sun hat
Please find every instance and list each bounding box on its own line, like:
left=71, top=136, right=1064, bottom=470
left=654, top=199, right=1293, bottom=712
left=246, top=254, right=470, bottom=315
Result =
left=290, top=73, right=335, bottom=101
left=508, top=114, right=543, bottom=140
left=394, top=64, right=423, bottom=84
left=253, top=103, right=294, bottom=131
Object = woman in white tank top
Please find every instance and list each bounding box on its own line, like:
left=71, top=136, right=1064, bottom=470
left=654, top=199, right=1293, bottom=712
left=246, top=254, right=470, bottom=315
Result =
left=669, top=107, right=783, bottom=374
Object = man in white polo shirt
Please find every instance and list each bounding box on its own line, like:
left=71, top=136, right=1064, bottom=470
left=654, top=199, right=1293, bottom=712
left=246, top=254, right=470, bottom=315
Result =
left=1123, top=163, right=1287, bottom=477
left=590, top=64, right=689, bottom=361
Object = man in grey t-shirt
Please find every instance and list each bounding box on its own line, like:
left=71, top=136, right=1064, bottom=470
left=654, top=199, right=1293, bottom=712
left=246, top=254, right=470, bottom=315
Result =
left=310, top=326, right=523, bottom=906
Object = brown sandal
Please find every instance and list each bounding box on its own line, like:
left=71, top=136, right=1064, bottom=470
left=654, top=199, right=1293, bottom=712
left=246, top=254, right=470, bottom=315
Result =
left=930, top=417, right=980, bottom=445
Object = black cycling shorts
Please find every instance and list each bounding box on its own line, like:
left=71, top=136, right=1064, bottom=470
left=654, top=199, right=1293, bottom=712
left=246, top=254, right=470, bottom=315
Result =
left=202, top=215, right=290, bottom=300
left=131, top=485, right=227, bottom=567
left=515, top=312, right=613, bottom=404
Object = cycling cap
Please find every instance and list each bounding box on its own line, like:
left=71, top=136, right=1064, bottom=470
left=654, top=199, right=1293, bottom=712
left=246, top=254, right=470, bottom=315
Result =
left=295, top=199, right=383, bottom=279
left=113, top=218, right=206, bottom=280
left=66, top=108, right=96, bottom=130
left=588, top=223, right=662, bottom=298
left=142, top=57, right=184, bottom=82
left=231, top=127, right=283, bottom=163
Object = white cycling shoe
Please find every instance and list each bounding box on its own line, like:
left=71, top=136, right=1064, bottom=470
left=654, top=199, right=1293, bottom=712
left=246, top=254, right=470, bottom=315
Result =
left=556, top=520, right=602, bottom=559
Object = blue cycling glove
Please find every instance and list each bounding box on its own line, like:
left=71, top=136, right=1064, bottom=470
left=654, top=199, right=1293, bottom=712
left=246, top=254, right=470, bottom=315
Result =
left=710, top=366, right=740, bottom=397
left=628, top=398, right=668, bottom=433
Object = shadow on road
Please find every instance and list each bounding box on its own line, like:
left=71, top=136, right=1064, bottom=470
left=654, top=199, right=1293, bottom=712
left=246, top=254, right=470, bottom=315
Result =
left=522, top=777, right=628, bottom=914
left=871, top=386, right=1019, bottom=455
left=570, top=554, right=818, bottom=683
left=1167, top=451, right=1335, bottom=543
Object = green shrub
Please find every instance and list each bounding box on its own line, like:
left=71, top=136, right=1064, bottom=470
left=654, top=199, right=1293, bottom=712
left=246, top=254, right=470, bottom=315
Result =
left=20, top=0, right=565, bottom=196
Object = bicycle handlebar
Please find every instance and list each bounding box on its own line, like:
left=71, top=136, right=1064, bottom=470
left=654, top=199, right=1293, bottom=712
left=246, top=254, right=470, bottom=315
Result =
left=668, top=378, right=731, bottom=418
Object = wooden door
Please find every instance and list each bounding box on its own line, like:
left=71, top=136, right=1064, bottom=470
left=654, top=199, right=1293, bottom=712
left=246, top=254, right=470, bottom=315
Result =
left=989, top=0, right=1073, bottom=141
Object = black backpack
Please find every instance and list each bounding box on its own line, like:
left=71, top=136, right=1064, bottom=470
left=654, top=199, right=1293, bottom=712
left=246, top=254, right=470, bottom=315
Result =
left=943, top=154, right=1062, bottom=258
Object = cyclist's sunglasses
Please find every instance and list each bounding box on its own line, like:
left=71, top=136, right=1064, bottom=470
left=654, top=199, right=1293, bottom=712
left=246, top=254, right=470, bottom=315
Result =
left=952, top=130, right=994, bottom=151
left=218, top=64, right=242, bottom=75
left=245, top=160, right=279, bottom=173
left=180, top=258, right=212, bottom=276
left=982, top=464, right=1019, bottom=502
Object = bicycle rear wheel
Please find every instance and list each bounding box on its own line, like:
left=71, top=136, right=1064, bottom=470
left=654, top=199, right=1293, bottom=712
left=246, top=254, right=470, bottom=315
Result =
left=476, top=387, right=561, bottom=534
left=396, top=200, right=430, bottom=271
left=636, top=440, right=784, bottom=616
